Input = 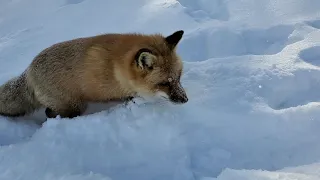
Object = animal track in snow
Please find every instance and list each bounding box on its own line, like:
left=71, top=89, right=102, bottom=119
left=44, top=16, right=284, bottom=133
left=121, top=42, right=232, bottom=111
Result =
left=299, top=46, right=320, bottom=67
left=177, top=0, right=229, bottom=21
left=178, top=25, right=295, bottom=62
left=257, top=69, right=320, bottom=110
left=306, top=19, right=320, bottom=29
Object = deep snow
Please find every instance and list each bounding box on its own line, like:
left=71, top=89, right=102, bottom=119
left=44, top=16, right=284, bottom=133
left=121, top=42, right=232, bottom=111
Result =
left=1, top=0, right=320, bottom=180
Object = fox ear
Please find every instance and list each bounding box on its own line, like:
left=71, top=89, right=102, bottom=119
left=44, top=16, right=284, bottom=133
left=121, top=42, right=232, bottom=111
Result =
left=165, top=30, right=184, bottom=50
left=135, top=48, right=156, bottom=70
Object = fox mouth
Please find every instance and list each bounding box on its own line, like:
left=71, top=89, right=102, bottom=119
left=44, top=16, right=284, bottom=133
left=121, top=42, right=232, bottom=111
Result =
left=155, top=91, right=188, bottom=104
left=159, top=95, right=188, bottom=104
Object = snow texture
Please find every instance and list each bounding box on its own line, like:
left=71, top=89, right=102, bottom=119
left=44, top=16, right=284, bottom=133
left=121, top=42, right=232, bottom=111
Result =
left=1, top=0, right=320, bottom=180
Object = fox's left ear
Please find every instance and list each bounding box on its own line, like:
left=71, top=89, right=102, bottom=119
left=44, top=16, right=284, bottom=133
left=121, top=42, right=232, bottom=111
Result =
left=135, top=48, right=156, bottom=70
left=165, top=30, right=184, bottom=50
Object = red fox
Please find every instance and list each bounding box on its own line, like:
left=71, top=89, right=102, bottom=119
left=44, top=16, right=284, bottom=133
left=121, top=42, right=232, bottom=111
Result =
left=0, top=30, right=188, bottom=119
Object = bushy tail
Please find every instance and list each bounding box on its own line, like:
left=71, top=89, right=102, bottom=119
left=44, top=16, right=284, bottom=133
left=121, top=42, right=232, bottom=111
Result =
left=0, top=72, right=41, bottom=117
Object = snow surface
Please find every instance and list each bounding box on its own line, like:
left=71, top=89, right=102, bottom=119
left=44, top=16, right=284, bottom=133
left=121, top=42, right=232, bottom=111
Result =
left=1, top=0, right=320, bottom=180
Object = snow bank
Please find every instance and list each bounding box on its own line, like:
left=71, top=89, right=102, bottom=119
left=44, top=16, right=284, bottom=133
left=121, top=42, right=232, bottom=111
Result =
left=1, top=0, right=320, bottom=180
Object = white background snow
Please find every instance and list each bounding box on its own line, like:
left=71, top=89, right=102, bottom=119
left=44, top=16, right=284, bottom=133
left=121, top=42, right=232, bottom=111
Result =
left=1, top=0, right=320, bottom=180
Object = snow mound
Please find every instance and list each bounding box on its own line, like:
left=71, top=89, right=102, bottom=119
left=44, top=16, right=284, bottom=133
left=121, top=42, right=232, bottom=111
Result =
left=1, top=0, right=320, bottom=180
left=212, top=168, right=320, bottom=180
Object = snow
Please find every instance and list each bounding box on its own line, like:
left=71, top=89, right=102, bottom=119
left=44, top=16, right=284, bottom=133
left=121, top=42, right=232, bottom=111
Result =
left=1, top=0, right=320, bottom=180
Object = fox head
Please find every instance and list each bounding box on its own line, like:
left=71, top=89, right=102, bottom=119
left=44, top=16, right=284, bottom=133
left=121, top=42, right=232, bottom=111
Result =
left=129, top=30, right=188, bottom=104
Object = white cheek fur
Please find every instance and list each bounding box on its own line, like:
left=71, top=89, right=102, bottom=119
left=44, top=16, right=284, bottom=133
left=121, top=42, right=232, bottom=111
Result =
left=155, top=91, right=169, bottom=99
left=134, top=90, right=169, bottom=104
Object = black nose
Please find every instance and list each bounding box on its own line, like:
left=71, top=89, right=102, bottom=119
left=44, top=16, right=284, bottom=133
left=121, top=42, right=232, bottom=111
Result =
left=180, top=95, right=188, bottom=103
left=170, top=95, right=188, bottom=104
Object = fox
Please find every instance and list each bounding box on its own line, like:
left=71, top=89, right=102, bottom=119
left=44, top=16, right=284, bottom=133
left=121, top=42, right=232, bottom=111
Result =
left=0, top=30, right=188, bottom=119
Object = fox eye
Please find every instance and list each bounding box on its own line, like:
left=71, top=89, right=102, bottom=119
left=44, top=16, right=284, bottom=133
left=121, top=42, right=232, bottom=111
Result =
left=157, top=81, right=170, bottom=87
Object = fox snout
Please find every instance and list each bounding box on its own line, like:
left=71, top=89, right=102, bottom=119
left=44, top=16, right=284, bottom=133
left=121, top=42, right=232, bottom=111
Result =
left=169, top=82, right=188, bottom=104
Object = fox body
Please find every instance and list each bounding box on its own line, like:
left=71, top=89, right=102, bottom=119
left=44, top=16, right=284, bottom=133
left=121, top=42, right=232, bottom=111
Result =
left=0, top=30, right=188, bottom=119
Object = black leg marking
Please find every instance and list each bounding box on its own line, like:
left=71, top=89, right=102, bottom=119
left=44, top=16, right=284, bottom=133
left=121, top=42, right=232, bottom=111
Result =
left=45, top=107, right=82, bottom=119
left=127, top=96, right=134, bottom=101
left=60, top=109, right=82, bottom=119
left=124, top=96, right=136, bottom=105
left=45, top=108, right=58, bottom=118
